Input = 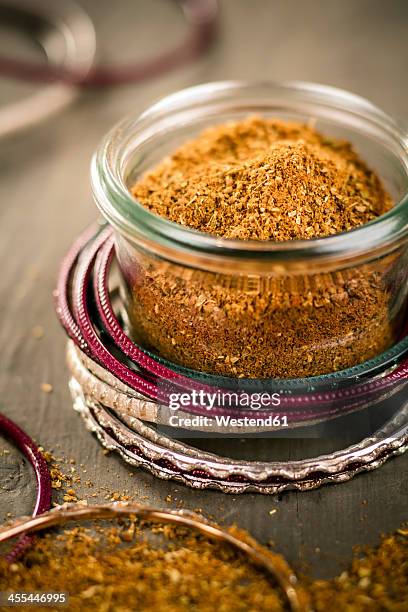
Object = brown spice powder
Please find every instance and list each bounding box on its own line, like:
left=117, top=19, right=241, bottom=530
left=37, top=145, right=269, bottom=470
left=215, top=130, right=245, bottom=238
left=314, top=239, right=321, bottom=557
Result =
left=307, top=527, right=408, bottom=611
left=0, top=521, right=286, bottom=612
left=125, top=117, right=396, bottom=378
left=0, top=520, right=406, bottom=611
left=133, top=117, right=391, bottom=241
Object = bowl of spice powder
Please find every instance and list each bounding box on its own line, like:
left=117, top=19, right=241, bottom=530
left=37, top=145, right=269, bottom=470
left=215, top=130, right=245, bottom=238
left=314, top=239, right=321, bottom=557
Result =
left=92, top=81, right=408, bottom=379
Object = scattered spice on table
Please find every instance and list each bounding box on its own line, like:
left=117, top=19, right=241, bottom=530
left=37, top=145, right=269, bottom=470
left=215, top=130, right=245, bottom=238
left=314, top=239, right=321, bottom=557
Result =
left=125, top=117, right=396, bottom=378
left=31, top=326, right=44, bottom=340
left=39, top=449, right=79, bottom=502
left=40, top=383, right=53, bottom=394
left=306, top=526, right=408, bottom=611
left=39, top=449, right=146, bottom=506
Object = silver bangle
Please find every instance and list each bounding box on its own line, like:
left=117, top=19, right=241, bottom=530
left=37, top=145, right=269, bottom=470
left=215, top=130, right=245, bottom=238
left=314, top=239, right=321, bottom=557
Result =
left=68, top=354, right=408, bottom=495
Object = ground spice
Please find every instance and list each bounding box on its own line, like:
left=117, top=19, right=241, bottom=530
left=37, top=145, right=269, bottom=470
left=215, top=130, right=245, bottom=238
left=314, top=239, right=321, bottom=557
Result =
left=0, top=520, right=406, bottom=611
left=126, top=117, right=396, bottom=378
left=0, top=520, right=286, bottom=611
left=306, top=527, right=408, bottom=611
left=133, top=118, right=391, bottom=240
left=39, top=449, right=139, bottom=507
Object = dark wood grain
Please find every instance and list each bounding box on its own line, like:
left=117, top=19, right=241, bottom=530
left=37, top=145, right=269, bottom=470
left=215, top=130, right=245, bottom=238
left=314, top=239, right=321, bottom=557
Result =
left=0, top=0, right=407, bottom=580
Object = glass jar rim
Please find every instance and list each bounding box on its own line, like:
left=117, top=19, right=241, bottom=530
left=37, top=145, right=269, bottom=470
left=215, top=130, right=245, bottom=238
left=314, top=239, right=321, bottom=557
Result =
left=91, top=80, right=408, bottom=273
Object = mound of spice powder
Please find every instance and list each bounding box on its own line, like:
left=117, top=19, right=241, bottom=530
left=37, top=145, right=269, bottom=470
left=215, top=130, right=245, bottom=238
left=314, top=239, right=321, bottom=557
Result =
left=0, top=520, right=287, bottom=611
left=133, top=119, right=391, bottom=240
left=307, top=526, right=408, bottom=611
left=125, top=117, right=396, bottom=378
left=0, top=520, right=406, bottom=611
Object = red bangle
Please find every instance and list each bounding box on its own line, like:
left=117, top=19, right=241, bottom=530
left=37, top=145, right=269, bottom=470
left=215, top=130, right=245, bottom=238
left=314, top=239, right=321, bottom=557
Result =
left=0, top=0, right=218, bottom=87
left=0, top=412, right=52, bottom=561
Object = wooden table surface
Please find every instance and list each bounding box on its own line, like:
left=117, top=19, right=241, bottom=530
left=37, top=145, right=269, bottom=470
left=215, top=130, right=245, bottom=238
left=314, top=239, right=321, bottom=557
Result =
left=1, top=0, right=407, bottom=580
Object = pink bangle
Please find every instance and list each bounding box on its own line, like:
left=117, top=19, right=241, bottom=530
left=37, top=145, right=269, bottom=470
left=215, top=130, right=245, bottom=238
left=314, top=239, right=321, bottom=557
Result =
left=0, top=0, right=218, bottom=87
left=0, top=413, right=52, bottom=561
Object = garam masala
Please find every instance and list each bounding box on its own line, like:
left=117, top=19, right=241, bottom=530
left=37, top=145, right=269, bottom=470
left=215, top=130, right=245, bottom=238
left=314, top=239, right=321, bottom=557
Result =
left=126, top=117, right=395, bottom=378
left=0, top=520, right=407, bottom=611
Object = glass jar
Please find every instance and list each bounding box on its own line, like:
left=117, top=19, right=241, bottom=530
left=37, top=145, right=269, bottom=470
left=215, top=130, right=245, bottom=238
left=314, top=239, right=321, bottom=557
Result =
left=91, top=81, right=408, bottom=380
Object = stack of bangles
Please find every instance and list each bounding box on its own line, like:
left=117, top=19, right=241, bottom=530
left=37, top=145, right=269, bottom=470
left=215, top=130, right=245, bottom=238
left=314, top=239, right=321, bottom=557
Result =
left=55, top=223, right=408, bottom=494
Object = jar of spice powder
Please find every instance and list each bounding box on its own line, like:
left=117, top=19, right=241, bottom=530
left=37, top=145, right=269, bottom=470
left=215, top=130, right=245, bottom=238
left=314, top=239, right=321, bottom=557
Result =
left=92, top=81, right=408, bottom=379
